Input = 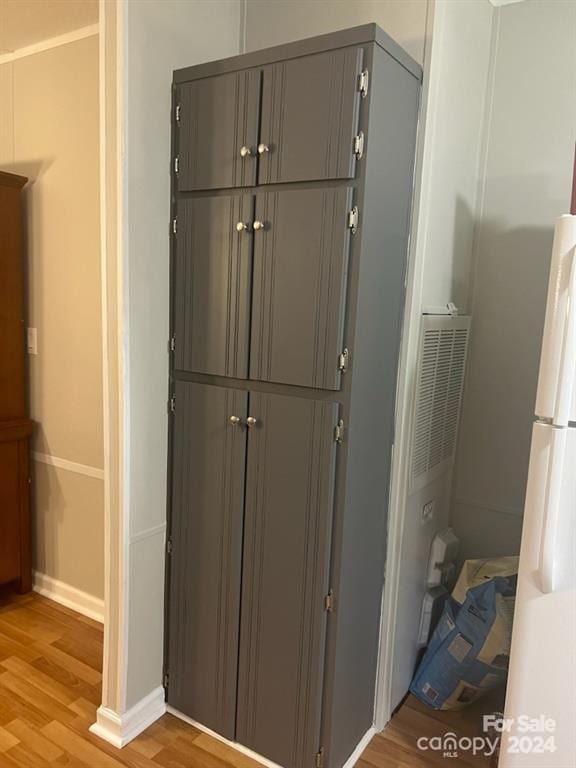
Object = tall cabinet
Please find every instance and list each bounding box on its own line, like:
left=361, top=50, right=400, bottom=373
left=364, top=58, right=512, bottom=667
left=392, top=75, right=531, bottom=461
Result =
left=0, top=171, right=32, bottom=594
left=165, top=25, right=421, bottom=768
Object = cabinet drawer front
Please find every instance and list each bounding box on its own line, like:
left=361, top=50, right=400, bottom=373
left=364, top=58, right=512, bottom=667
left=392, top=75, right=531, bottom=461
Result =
left=250, top=187, right=352, bottom=390
left=167, top=381, right=248, bottom=738
left=177, top=70, right=261, bottom=191
left=237, top=392, right=338, bottom=768
left=174, top=195, right=253, bottom=378
left=258, top=47, right=364, bottom=184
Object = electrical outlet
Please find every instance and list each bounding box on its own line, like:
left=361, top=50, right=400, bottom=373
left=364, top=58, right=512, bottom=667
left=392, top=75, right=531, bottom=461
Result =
left=27, top=327, right=38, bottom=355
left=422, top=499, right=435, bottom=525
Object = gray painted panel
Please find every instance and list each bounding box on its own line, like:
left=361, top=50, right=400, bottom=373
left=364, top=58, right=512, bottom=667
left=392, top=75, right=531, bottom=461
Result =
left=178, top=70, right=260, bottom=191
left=174, top=195, right=253, bottom=377
left=237, top=392, right=338, bottom=768
left=258, top=48, right=363, bottom=184
left=250, top=187, right=352, bottom=390
left=167, top=381, right=248, bottom=738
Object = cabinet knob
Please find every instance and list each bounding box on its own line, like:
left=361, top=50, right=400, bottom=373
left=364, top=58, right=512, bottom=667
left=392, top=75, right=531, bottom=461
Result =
left=257, top=143, right=270, bottom=154
left=246, top=416, right=258, bottom=428
left=236, top=222, right=250, bottom=232
left=253, top=220, right=266, bottom=231
left=229, top=415, right=242, bottom=425
left=240, top=145, right=254, bottom=157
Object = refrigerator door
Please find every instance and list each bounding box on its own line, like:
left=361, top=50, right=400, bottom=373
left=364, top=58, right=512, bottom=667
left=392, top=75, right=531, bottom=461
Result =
left=500, top=422, right=576, bottom=767
left=535, top=215, right=576, bottom=424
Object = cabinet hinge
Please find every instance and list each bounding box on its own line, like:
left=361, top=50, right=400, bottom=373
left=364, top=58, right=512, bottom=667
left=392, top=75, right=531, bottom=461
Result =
left=338, top=348, right=349, bottom=373
left=334, top=419, right=344, bottom=444
left=353, top=131, right=365, bottom=160
left=163, top=671, right=170, bottom=688
left=315, top=748, right=324, bottom=768
left=175, top=104, right=181, bottom=123
left=173, top=156, right=179, bottom=174
left=324, top=590, right=335, bottom=612
left=172, top=217, right=178, bottom=234
left=166, top=538, right=173, bottom=555
left=347, top=206, right=359, bottom=234
left=169, top=394, right=176, bottom=413
left=169, top=335, right=176, bottom=353
left=358, top=68, right=369, bottom=98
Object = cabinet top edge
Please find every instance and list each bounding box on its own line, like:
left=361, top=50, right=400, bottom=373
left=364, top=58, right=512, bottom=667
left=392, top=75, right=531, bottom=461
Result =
left=0, top=171, right=28, bottom=189
left=173, top=22, right=422, bottom=85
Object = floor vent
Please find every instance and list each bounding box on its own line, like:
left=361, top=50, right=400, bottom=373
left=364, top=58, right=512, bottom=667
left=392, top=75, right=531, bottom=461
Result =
left=410, top=315, right=471, bottom=493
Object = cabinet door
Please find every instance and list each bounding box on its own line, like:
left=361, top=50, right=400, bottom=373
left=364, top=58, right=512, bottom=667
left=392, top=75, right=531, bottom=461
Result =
left=174, top=195, right=253, bottom=377
left=178, top=70, right=261, bottom=191
left=167, top=381, right=247, bottom=739
left=258, top=48, right=364, bottom=184
left=250, top=187, right=352, bottom=389
left=0, top=440, right=21, bottom=585
left=237, top=392, right=338, bottom=768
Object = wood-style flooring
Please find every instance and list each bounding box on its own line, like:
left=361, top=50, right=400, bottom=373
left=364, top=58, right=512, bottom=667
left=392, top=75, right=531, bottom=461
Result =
left=0, top=591, right=502, bottom=767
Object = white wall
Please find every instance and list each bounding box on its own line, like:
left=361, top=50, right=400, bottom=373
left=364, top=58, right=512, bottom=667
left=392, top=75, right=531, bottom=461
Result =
left=451, top=0, right=576, bottom=560
left=244, top=0, right=428, bottom=65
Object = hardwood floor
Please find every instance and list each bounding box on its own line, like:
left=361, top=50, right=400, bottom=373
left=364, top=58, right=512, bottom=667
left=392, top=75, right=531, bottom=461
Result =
left=0, top=591, right=501, bottom=767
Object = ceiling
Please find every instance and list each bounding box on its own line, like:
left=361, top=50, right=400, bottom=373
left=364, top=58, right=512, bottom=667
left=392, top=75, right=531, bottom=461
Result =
left=0, top=0, right=98, bottom=53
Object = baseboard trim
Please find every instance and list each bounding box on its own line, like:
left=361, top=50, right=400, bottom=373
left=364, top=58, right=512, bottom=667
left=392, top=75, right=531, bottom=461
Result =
left=342, top=727, right=376, bottom=768
left=90, top=686, right=166, bottom=748
left=32, top=571, right=104, bottom=623
left=166, top=706, right=283, bottom=768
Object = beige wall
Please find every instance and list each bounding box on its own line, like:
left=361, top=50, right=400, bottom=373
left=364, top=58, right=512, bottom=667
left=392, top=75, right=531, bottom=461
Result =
left=0, top=35, right=103, bottom=599
left=244, top=0, right=428, bottom=64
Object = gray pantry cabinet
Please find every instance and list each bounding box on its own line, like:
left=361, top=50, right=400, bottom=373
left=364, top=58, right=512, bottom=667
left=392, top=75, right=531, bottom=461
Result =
left=165, top=24, right=421, bottom=768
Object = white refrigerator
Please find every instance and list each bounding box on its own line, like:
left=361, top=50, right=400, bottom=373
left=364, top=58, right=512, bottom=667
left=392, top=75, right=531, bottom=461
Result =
left=500, top=214, right=576, bottom=767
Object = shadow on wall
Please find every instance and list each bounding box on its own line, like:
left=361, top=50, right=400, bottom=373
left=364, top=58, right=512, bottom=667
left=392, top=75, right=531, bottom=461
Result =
left=451, top=210, right=555, bottom=561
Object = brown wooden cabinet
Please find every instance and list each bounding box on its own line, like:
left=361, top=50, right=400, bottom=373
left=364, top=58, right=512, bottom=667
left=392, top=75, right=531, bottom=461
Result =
left=0, top=171, right=32, bottom=593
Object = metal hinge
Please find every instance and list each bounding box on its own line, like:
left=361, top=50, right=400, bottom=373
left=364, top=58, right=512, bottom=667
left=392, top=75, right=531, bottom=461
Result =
left=175, top=104, right=181, bottom=123
left=324, top=590, right=335, bottom=612
left=172, top=217, right=178, bottom=235
left=334, top=419, right=344, bottom=444
left=338, top=348, right=349, bottom=373
left=173, top=156, right=179, bottom=174
left=169, top=335, right=176, bottom=353
left=167, top=538, right=173, bottom=555
left=358, top=69, right=369, bottom=98
left=353, top=131, right=364, bottom=160
left=163, top=671, right=170, bottom=688
left=347, top=206, right=359, bottom=234
left=169, top=394, right=176, bottom=413
left=315, top=748, right=324, bottom=768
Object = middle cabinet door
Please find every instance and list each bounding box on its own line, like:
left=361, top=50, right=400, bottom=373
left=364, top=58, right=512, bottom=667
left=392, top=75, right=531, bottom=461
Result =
left=250, top=187, right=353, bottom=390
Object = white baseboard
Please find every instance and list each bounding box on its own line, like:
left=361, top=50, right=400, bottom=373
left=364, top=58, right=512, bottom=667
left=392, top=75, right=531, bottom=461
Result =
left=90, top=686, right=166, bottom=748
left=342, top=727, right=376, bottom=768
left=167, top=706, right=283, bottom=768
left=167, top=707, right=375, bottom=768
left=32, top=571, right=104, bottom=623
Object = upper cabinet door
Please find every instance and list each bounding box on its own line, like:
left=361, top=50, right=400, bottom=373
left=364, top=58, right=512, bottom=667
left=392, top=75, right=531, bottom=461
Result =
left=174, top=194, right=253, bottom=377
left=250, top=187, right=352, bottom=390
left=237, top=392, right=338, bottom=768
left=178, top=70, right=261, bottom=191
left=258, top=48, right=364, bottom=184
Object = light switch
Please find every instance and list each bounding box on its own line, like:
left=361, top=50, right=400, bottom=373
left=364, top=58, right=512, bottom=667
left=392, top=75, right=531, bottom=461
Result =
left=27, top=327, right=38, bottom=355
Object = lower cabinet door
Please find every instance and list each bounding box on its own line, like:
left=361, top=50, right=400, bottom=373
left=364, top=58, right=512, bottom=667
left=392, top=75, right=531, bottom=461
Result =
left=237, top=391, right=338, bottom=767
left=166, top=381, right=248, bottom=738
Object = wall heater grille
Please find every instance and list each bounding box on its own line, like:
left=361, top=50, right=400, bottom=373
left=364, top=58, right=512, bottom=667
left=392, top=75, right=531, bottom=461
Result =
left=410, top=315, right=471, bottom=493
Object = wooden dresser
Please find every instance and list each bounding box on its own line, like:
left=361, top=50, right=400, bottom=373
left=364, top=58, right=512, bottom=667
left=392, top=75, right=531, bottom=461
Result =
left=0, top=171, right=32, bottom=593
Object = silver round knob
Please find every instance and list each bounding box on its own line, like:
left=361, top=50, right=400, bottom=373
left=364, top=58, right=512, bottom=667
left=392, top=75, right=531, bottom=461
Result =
left=246, top=416, right=257, bottom=428
left=229, top=415, right=241, bottom=425
left=257, top=143, right=270, bottom=154
left=240, top=145, right=253, bottom=157
left=253, top=220, right=265, bottom=231
left=236, top=222, right=249, bottom=232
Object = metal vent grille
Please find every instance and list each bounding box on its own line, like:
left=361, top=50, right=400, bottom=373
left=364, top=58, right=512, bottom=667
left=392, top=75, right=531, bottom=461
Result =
left=410, top=315, right=471, bottom=491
